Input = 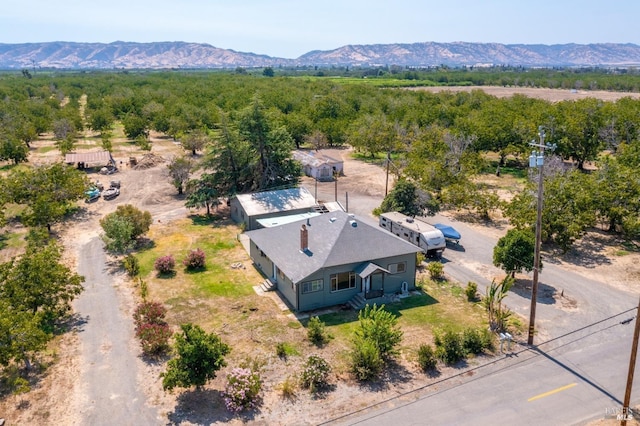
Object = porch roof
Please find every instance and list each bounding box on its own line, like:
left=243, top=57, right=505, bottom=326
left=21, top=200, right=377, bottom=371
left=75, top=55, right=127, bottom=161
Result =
left=355, top=262, right=390, bottom=278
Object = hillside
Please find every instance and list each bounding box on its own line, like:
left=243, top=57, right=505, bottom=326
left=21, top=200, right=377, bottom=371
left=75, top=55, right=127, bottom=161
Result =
left=1, top=41, right=640, bottom=69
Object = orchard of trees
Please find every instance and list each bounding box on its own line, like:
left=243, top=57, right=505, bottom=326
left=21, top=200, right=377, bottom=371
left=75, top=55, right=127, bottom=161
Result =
left=1, top=68, right=640, bottom=376
left=1, top=69, right=639, bottom=252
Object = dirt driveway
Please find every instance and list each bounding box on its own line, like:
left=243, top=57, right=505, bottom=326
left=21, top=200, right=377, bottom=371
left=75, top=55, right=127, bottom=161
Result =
left=3, top=129, right=639, bottom=424
left=0, top=138, right=187, bottom=425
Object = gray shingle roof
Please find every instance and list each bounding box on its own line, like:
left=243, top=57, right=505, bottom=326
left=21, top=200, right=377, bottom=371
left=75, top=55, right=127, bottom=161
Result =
left=246, top=210, right=420, bottom=283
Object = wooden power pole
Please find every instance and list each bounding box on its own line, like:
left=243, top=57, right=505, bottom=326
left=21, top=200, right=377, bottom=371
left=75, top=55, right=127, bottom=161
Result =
left=622, top=296, right=640, bottom=425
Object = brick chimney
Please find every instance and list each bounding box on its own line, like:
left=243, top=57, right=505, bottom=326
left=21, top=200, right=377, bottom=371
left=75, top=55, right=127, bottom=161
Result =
left=300, top=224, right=308, bottom=252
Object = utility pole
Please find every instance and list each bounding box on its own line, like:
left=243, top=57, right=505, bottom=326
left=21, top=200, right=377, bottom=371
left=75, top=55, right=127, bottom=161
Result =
left=333, top=168, right=338, bottom=202
left=385, top=151, right=391, bottom=196
left=527, top=126, right=556, bottom=346
left=622, top=296, right=640, bottom=426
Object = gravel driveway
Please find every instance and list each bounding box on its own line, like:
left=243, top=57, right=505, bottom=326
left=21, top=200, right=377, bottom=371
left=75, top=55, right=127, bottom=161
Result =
left=73, top=237, right=160, bottom=424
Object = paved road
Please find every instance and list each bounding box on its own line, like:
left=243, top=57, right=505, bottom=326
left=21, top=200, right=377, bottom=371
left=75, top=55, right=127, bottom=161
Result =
left=333, top=312, right=640, bottom=425
left=74, top=236, right=159, bottom=425
left=304, top=179, right=640, bottom=425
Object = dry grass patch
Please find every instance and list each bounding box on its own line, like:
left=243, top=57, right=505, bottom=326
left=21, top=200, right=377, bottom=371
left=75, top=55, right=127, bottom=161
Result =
left=129, top=215, right=508, bottom=424
left=135, top=215, right=306, bottom=361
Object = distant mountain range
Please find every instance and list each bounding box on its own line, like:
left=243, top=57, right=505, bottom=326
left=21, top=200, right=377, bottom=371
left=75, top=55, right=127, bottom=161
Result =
left=1, top=41, right=639, bottom=69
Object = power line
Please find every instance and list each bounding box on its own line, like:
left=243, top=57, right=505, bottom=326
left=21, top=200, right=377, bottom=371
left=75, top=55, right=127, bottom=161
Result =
left=318, top=307, right=638, bottom=425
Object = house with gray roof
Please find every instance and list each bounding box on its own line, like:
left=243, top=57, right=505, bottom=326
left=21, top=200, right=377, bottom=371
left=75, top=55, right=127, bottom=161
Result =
left=245, top=210, right=421, bottom=312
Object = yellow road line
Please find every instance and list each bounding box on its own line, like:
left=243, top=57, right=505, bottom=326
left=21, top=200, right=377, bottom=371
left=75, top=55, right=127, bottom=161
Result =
left=528, top=383, right=578, bottom=402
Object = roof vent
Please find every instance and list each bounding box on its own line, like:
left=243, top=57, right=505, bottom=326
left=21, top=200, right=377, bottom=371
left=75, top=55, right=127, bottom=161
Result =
left=350, top=220, right=357, bottom=227
left=329, top=217, right=337, bottom=223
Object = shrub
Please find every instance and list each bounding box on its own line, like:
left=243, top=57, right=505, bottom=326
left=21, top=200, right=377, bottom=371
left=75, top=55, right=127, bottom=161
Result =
left=427, top=261, right=444, bottom=280
left=355, top=304, right=403, bottom=359
left=300, top=355, right=331, bottom=393
left=223, top=367, right=262, bottom=413
left=307, top=316, right=329, bottom=346
left=465, top=282, right=478, bottom=301
left=479, top=328, right=495, bottom=351
left=133, top=301, right=167, bottom=329
left=462, top=327, right=485, bottom=355
left=417, top=344, right=438, bottom=372
left=434, top=329, right=465, bottom=365
left=349, top=336, right=383, bottom=382
left=138, top=277, right=148, bottom=299
left=183, top=248, right=206, bottom=270
left=137, top=323, right=172, bottom=355
left=277, top=376, right=297, bottom=399
left=416, top=251, right=426, bottom=266
left=100, top=204, right=152, bottom=253
left=275, top=342, right=299, bottom=359
left=133, top=301, right=170, bottom=355
left=122, top=254, right=140, bottom=277
left=154, top=255, right=175, bottom=274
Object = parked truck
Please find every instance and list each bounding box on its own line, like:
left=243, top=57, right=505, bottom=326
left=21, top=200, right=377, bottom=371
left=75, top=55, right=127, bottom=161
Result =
left=379, top=211, right=446, bottom=258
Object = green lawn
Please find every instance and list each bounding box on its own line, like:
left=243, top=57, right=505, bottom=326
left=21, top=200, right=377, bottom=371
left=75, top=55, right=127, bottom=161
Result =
left=316, top=276, right=489, bottom=348
left=132, top=215, right=501, bottom=369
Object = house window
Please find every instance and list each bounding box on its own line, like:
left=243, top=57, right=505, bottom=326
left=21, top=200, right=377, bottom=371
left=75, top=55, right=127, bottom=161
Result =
left=388, top=262, right=406, bottom=274
left=302, top=279, right=323, bottom=294
left=330, top=272, right=356, bottom=292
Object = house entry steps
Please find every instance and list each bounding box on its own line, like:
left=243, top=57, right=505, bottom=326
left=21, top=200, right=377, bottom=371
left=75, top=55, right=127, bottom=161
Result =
left=259, top=279, right=276, bottom=293
left=347, top=293, right=367, bottom=311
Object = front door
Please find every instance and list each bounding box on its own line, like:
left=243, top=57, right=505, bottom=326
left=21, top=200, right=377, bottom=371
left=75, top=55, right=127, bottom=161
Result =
left=366, top=272, right=384, bottom=299
left=363, top=276, right=370, bottom=295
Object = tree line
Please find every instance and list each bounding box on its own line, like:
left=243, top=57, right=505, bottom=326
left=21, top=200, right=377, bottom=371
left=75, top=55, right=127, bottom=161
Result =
left=2, top=70, right=640, bottom=249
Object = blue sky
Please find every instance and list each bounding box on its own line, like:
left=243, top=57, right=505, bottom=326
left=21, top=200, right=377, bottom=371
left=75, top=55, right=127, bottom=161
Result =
left=1, top=0, right=637, bottom=58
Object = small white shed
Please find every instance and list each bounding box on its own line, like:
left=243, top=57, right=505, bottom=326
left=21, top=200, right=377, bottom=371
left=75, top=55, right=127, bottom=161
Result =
left=292, top=151, right=343, bottom=181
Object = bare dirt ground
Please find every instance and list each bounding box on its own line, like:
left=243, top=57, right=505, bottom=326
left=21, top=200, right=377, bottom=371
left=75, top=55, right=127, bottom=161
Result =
left=412, top=85, right=640, bottom=102
left=2, top=84, right=640, bottom=424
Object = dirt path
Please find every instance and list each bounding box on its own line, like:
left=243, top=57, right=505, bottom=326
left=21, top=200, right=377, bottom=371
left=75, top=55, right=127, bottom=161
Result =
left=73, top=236, right=160, bottom=425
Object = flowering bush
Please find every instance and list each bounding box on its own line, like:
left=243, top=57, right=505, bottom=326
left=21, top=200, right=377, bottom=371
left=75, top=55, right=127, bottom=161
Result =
left=154, top=255, right=175, bottom=274
left=183, top=248, right=206, bottom=270
left=137, top=323, right=172, bottom=355
left=300, top=355, right=331, bottom=392
left=133, top=301, right=170, bottom=355
left=133, top=301, right=167, bottom=329
left=223, top=368, right=262, bottom=413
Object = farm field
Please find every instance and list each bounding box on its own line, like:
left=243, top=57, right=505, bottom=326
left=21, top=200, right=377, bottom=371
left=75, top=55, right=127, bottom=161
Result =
left=412, top=85, right=640, bottom=102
